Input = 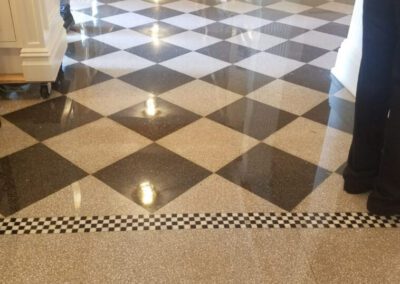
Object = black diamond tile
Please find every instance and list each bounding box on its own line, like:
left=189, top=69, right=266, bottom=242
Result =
left=256, top=22, right=309, bottom=39
left=94, top=143, right=211, bottom=212
left=119, top=65, right=194, bottom=95
left=135, top=7, right=182, bottom=20
left=217, top=143, right=331, bottom=211
left=302, top=96, right=355, bottom=134
left=80, top=5, right=127, bottom=18
left=194, top=22, right=246, bottom=40
left=282, top=64, right=342, bottom=94
left=126, top=42, right=190, bottom=63
left=266, top=41, right=329, bottom=62
left=201, top=65, right=274, bottom=95
left=300, top=8, right=346, bottom=21
left=0, top=144, right=87, bottom=216
left=54, top=63, right=112, bottom=94
left=192, top=7, right=238, bottom=21
left=66, top=38, right=118, bottom=61
left=4, top=96, right=102, bottom=141
left=75, top=19, right=124, bottom=37
left=110, top=98, right=200, bottom=140
left=315, top=22, right=349, bottom=38
left=247, top=8, right=291, bottom=21
left=207, top=98, right=297, bottom=140
left=197, top=41, right=259, bottom=63
left=287, top=0, right=329, bottom=6
left=133, top=22, right=185, bottom=38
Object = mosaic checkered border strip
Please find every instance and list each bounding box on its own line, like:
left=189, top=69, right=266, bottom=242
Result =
left=1, top=212, right=399, bottom=235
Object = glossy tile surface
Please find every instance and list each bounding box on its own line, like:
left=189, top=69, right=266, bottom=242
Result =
left=94, top=143, right=211, bottom=212
left=1, top=0, right=357, bottom=217
left=4, top=97, right=102, bottom=141
left=0, top=144, right=86, bottom=216
left=119, top=64, right=194, bottom=94
left=217, top=143, right=330, bottom=210
left=201, top=65, right=274, bottom=95
left=109, top=97, right=200, bottom=140
left=208, top=98, right=297, bottom=140
left=1, top=2, right=397, bottom=282
left=158, top=118, right=258, bottom=171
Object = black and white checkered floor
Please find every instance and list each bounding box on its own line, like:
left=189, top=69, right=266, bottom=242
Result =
left=0, top=0, right=398, bottom=230
left=2, top=1, right=400, bottom=282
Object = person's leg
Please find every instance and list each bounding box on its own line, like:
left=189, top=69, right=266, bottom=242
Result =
left=60, top=0, right=74, bottom=30
left=343, top=0, right=397, bottom=193
left=368, top=2, right=400, bottom=215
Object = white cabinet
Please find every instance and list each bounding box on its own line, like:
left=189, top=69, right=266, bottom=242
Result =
left=0, top=0, right=16, bottom=42
left=0, top=0, right=67, bottom=83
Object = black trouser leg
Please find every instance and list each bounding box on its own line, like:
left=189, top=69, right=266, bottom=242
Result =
left=368, top=9, right=400, bottom=213
left=344, top=0, right=397, bottom=190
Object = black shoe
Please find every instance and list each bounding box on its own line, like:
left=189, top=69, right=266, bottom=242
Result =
left=343, top=178, right=374, bottom=194
left=367, top=192, right=400, bottom=216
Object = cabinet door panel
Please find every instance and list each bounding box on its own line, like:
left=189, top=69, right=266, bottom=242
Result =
left=0, top=0, right=16, bottom=42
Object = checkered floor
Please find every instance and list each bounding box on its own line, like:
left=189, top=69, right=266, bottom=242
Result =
left=0, top=0, right=379, bottom=227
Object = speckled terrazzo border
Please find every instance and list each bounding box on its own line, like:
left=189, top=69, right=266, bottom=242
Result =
left=1, top=212, right=399, bottom=235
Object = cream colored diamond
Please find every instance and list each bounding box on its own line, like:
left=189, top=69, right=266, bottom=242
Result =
left=157, top=174, right=284, bottom=214
left=293, top=173, right=368, bottom=213
left=0, top=119, right=37, bottom=158
left=265, top=117, right=352, bottom=171
left=44, top=118, right=152, bottom=174
left=158, top=118, right=258, bottom=172
left=12, top=176, right=149, bottom=217
left=247, top=80, right=327, bottom=115
left=68, top=79, right=150, bottom=116
left=160, top=80, right=241, bottom=116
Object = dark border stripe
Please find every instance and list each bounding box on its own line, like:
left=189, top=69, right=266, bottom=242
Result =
left=0, top=212, right=399, bottom=235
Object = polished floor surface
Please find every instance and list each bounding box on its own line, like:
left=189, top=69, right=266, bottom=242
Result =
left=0, top=0, right=399, bottom=282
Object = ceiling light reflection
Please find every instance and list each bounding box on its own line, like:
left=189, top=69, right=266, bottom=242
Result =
left=71, top=182, right=81, bottom=211
left=138, top=181, right=157, bottom=206
left=151, top=23, right=160, bottom=46
left=145, top=97, right=157, bottom=116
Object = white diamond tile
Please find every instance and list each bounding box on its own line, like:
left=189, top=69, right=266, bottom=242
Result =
left=220, top=15, right=271, bottom=30
left=162, top=31, right=221, bottom=50
left=71, top=11, right=95, bottom=24
left=71, top=0, right=103, bottom=10
left=162, top=14, right=214, bottom=30
left=278, top=14, right=328, bottom=30
left=102, top=12, right=155, bottom=28
left=109, top=0, right=155, bottom=12
left=236, top=52, right=304, bottom=78
left=317, top=2, right=354, bottom=15
left=309, top=51, right=338, bottom=70
left=82, top=51, right=154, bottom=77
left=161, top=52, right=230, bottom=78
left=163, top=0, right=208, bottom=13
left=215, top=1, right=259, bottom=14
left=227, top=31, right=286, bottom=51
left=291, top=30, right=344, bottom=51
left=266, top=1, right=312, bottom=13
left=93, top=29, right=152, bottom=49
left=334, top=15, right=352, bottom=26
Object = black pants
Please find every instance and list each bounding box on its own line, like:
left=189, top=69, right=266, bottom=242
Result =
left=345, top=0, right=400, bottom=204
